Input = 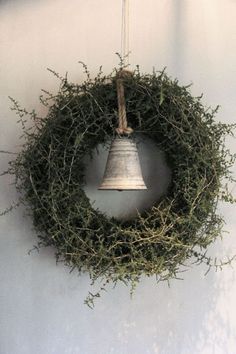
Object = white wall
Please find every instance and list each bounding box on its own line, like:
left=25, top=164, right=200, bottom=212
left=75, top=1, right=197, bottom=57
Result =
left=0, top=1, right=236, bottom=353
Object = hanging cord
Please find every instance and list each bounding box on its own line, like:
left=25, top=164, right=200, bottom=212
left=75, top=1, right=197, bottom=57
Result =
left=121, top=0, right=130, bottom=67
left=116, top=70, right=133, bottom=135
left=116, top=0, right=132, bottom=135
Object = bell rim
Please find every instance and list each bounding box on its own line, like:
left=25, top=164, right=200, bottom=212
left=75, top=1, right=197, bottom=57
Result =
left=99, top=184, right=147, bottom=190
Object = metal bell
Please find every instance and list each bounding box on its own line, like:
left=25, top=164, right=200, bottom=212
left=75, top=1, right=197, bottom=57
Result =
left=99, top=137, right=147, bottom=191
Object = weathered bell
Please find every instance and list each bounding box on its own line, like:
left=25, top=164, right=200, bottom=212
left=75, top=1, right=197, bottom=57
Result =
left=99, top=137, right=147, bottom=191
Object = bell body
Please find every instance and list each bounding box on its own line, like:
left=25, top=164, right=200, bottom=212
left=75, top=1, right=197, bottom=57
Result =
left=99, top=137, right=147, bottom=191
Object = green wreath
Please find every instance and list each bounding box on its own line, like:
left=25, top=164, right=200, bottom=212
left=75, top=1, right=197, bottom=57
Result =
left=6, top=65, right=235, bottom=307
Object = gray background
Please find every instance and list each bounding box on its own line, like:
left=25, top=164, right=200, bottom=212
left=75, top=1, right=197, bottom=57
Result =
left=0, top=1, right=236, bottom=353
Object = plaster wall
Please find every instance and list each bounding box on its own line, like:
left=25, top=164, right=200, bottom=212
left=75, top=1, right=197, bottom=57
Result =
left=0, top=1, right=236, bottom=354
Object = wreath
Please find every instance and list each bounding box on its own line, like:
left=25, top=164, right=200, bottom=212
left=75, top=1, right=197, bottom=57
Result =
left=5, top=65, right=235, bottom=307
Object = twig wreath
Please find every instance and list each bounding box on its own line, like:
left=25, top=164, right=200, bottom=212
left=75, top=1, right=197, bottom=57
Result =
left=3, top=63, right=236, bottom=307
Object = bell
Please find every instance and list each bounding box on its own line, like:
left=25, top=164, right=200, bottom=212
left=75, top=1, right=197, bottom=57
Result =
left=99, top=137, right=147, bottom=191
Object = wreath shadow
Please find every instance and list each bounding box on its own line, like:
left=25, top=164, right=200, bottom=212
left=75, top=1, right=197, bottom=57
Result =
left=78, top=254, right=235, bottom=354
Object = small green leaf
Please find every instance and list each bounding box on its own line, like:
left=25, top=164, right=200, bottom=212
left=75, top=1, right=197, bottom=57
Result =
left=74, top=134, right=83, bottom=147
left=159, top=87, right=164, bottom=105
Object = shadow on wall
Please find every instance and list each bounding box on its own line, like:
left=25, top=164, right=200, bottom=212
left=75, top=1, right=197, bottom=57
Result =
left=83, top=252, right=236, bottom=354
left=0, top=0, right=45, bottom=6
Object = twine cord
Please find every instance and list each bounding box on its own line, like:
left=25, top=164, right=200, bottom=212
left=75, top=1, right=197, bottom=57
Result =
left=116, top=70, right=133, bottom=135
left=116, top=0, right=132, bottom=135
left=121, top=0, right=130, bottom=67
